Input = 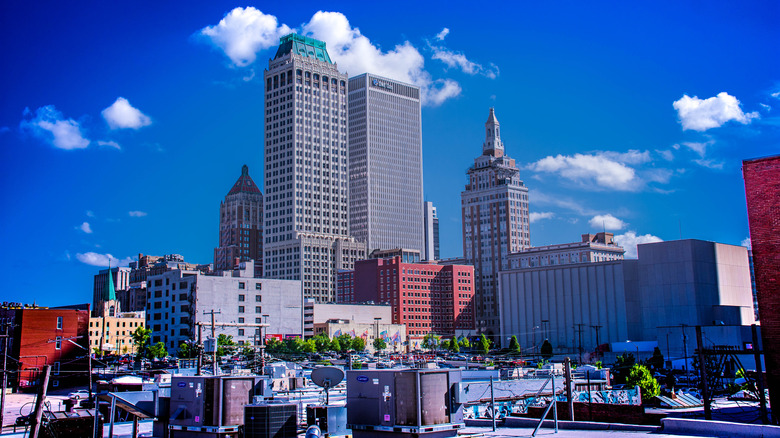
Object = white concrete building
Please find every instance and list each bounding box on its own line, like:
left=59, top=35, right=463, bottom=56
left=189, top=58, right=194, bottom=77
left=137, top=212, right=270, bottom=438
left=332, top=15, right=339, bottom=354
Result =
left=508, top=232, right=624, bottom=269
left=423, top=201, right=440, bottom=261
left=262, top=33, right=366, bottom=303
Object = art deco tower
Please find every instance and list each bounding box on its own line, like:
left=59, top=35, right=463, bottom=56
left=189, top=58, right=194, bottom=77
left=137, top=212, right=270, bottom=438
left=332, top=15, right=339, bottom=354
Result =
left=461, top=109, right=530, bottom=341
left=214, top=164, right=263, bottom=277
left=263, top=34, right=366, bottom=302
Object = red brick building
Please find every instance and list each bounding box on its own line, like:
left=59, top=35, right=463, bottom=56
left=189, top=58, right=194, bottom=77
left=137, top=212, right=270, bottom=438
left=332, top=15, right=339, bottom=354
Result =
left=345, top=256, right=476, bottom=338
left=0, top=304, right=90, bottom=390
left=743, top=154, right=780, bottom=415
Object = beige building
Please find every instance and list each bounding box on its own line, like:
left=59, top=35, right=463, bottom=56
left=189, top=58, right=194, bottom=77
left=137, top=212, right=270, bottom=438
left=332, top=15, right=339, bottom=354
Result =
left=508, top=232, right=625, bottom=269
left=89, top=311, right=145, bottom=354
left=313, top=320, right=407, bottom=353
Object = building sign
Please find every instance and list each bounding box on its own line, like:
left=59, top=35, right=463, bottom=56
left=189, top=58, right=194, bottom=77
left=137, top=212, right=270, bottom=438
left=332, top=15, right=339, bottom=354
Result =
left=371, top=78, right=393, bottom=90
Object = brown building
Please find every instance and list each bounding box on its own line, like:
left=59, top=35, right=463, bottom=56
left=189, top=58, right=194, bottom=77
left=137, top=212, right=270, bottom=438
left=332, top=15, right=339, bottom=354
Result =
left=214, top=165, right=263, bottom=277
left=742, top=154, right=780, bottom=417
left=0, top=303, right=90, bottom=390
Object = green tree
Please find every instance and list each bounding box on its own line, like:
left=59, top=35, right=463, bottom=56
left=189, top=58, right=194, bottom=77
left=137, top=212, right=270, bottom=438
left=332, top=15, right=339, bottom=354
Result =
left=626, top=364, right=660, bottom=401
left=612, top=353, right=636, bottom=384
left=440, top=339, right=451, bottom=351
left=351, top=337, right=366, bottom=352
left=217, top=334, right=237, bottom=358
left=285, top=337, right=305, bottom=353
left=178, top=342, right=196, bottom=358
left=508, top=336, right=521, bottom=353
left=131, top=326, right=151, bottom=358
left=648, top=347, right=664, bottom=370
left=303, top=339, right=317, bottom=354
left=330, top=338, right=342, bottom=352
left=148, top=342, right=168, bottom=359
left=266, top=338, right=282, bottom=353
left=422, top=333, right=441, bottom=351
left=336, top=334, right=353, bottom=352
left=540, top=339, right=553, bottom=360
left=242, top=345, right=255, bottom=359
left=314, top=334, right=331, bottom=352
left=450, top=339, right=460, bottom=353
left=373, top=337, right=387, bottom=352
left=458, top=337, right=471, bottom=350
left=478, top=334, right=491, bottom=355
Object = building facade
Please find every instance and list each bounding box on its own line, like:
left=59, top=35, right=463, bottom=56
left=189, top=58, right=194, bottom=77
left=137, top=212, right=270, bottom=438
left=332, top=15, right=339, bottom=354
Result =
left=305, top=301, right=393, bottom=338
left=92, top=267, right=130, bottom=316
left=742, top=155, right=780, bottom=407
left=262, top=33, right=366, bottom=303
left=424, top=201, right=440, bottom=261
left=146, top=261, right=303, bottom=352
left=508, top=232, right=624, bottom=269
left=348, top=73, right=424, bottom=255
left=347, top=256, right=476, bottom=338
left=88, top=312, right=145, bottom=354
left=461, top=109, right=530, bottom=342
left=0, top=304, right=90, bottom=390
left=214, top=164, right=264, bottom=277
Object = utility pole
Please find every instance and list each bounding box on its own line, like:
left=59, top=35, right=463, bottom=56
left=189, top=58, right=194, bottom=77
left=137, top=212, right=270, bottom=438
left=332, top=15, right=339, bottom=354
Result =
left=590, top=325, right=602, bottom=359
left=681, top=324, right=690, bottom=386
left=695, top=326, right=711, bottom=420
left=0, top=322, right=10, bottom=429
left=203, top=310, right=221, bottom=376
left=574, top=324, right=586, bottom=364
left=752, top=324, right=769, bottom=424
left=29, top=365, right=51, bottom=438
left=197, top=325, right=202, bottom=376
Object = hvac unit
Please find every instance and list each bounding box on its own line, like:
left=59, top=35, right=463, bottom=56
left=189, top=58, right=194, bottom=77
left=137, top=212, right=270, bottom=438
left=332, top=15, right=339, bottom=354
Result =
left=244, top=403, right=298, bottom=438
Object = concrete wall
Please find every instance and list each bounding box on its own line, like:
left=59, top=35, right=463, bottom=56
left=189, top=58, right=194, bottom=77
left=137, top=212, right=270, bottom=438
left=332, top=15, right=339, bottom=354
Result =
left=498, top=261, right=629, bottom=355
left=312, top=302, right=392, bottom=324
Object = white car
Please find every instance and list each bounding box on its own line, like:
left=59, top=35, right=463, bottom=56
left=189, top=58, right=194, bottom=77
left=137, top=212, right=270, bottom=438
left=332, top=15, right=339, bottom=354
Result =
left=68, top=389, right=90, bottom=400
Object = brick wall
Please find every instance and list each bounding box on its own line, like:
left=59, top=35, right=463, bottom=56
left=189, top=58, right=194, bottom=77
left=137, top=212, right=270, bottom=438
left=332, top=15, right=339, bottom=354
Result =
left=743, top=155, right=780, bottom=419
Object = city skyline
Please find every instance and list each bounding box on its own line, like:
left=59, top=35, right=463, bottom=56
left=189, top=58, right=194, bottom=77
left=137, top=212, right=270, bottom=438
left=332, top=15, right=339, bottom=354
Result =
left=1, top=1, right=778, bottom=306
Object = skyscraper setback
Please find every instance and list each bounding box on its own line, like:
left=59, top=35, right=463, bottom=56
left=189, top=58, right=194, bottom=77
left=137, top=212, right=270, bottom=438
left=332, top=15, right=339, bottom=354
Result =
left=347, top=74, right=424, bottom=254
left=461, top=109, right=530, bottom=341
left=263, top=34, right=365, bottom=302
left=214, top=164, right=263, bottom=277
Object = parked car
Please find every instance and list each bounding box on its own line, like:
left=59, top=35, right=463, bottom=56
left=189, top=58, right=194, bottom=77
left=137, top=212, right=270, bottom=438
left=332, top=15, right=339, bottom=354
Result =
left=68, top=389, right=90, bottom=400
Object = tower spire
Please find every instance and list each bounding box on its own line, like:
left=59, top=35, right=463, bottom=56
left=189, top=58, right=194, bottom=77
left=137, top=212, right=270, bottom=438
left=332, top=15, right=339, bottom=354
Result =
left=483, top=107, right=504, bottom=157
left=104, top=258, right=116, bottom=301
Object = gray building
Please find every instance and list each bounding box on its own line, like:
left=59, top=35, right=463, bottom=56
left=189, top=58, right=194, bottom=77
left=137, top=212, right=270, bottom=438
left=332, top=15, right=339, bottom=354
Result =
left=498, top=239, right=756, bottom=358
left=423, top=201, right=440, bottom=261
left=214, top=165, right=263, bottom=277
left=462, top=108, right=530, bottom=342
left=348, top=73, right=424, bottom=255
left=262, top=33, right=366, bottom=303
left=146, top=261, right=302, bottom=352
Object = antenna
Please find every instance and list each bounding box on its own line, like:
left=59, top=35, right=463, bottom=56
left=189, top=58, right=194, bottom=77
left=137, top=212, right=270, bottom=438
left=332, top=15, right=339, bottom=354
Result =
left=310, top=366, right=344, bottom=405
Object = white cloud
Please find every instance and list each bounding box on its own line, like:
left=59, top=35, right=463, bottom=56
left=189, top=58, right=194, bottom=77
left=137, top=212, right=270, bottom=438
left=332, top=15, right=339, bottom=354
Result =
left=76, top=252, right=133, bottom=267
left=673, top=92, right=759, bottom=131
left=759, top=103, right=771, bottom=111
left=528, top=153, right=638, bottom=191
left=529, top=212, right=554, bottom=223
left=614, top=231, right=663, bottom=258
left=598, top=149, right=651, bottom=165
left=431, top=46, right=499, bottom=78
left=86, top=210, right=95, bottom=218
left=97, top=140, right=121, bottom=149
left=128, top=210, right=148, bottom=217
left=771, top=91, right=780, bottom=99
left=78, top=222, right=93, bottom=234
left=101, top=97, right=151, bottom=130
left=693, top=158, right=724, bottom=169
left=741, top=237, right=752, bottom=249
left=20, top=105, right=90, bottom=150
left=588, top=214, right=626, bottom=230
left=656, top=149, right=674, bottom=161
left=199, top=7, right=291, bottom=67
left=680, top=140, right=713, bottom=157
left=435, top=28, right=449, bottom=41
left=199, top=8, right=463, bottom=106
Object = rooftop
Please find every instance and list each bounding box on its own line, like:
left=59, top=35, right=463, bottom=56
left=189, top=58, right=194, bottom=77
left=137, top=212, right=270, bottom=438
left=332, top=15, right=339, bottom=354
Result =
left=274, top=33, right=332, bottom=64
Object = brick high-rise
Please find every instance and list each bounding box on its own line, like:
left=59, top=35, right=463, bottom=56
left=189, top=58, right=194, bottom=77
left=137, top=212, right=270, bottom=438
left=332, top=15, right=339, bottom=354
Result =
left=742, top=154, right=780, bottom=419
left=214, top=164, right=263, bottom=277
left=263, top=34, right=365, bottom=302
left=461, top=109, right=530, bottom=343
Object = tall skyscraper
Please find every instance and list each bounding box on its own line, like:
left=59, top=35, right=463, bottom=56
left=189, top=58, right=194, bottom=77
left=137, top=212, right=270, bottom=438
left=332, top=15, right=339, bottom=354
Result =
left=742, top=154, right=780, bottom=416
left=423, top=201, right=440, bottom=261
left=263, top=33, right=366, bottom=302
left=214, top=164, right=263, bottom=277
left=461, top=108, right=530, bottom=342
left=347, top=74, right=424, bottom=254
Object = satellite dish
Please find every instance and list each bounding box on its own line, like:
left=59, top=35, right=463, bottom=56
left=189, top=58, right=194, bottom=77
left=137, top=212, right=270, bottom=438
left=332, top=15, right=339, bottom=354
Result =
left=310, top=367, right=344, bottom=405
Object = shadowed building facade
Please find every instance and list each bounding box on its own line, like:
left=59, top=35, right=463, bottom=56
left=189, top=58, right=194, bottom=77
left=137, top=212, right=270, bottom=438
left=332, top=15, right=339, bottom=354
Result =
left=214, top=164, right=263, bottom=277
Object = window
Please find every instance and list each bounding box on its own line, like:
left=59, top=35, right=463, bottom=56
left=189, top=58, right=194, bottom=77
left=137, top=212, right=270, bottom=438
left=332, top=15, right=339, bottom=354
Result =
left=238, top=329, right=245, bottom=336
left=55, top=336, right=62, bottom=350
left=238, top=317, right=245, bottom=323
left=238, top=306, right=245, bottom=313
left=238, top=282, right=245, bottom=290
left=255, top=306, right=262, bottom=313
left=238, top=295, right=245, bottom=302
left=255, top=295, right=261, bottom=302
left=53, top=362, right=60, bottom=375
left=56, top=316, right=63, bottom=330
left=255, top=283, right=262, bottom=290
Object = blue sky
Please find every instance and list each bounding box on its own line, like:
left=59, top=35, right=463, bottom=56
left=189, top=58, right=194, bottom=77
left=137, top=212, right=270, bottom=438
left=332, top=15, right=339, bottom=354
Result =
left=1, top=1, right=778, bottom=306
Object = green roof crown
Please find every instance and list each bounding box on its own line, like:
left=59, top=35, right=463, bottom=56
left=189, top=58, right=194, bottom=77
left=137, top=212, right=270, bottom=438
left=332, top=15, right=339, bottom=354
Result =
left=104, top=262, right=117, bottom=302
left=275, top=33, right=332, bottom=64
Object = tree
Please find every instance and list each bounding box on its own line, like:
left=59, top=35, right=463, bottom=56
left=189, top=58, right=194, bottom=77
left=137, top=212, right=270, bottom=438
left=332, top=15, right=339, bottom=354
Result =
left=242, top=345, right=255, bottom=359
left=131, top=326, right=151, bottom=358
left=330, top=338, right=342, bottom=353
left=459, top=337, right=471, bottom=350
left=422, top=333, right=441, bottom=351
left=266, top=338, right=282, bottom=354
left=303, top=339, right=317, bottom=354
left=178, top=342, right=196, bottom=358
left=540, top=339, right=553, bottom=360
left=626, top=364, right=660, bottom=401
left=148, top=342, right=168, bottom=359
left=351, top=337, right=366, bottom=352
left=373, top=337, right=387, bottom=352
left=336, top=334, right=353, bottom=352
left=478, top=334, right=491, bottom=355
left=612, top=353, right=636, bottom=384
left=648, top=347, right=664, bottom=370
left=217, top=334, right=237, bottom=358
left=440, top=339, right=451, bottom=351
left=508, top=336, right=521, bottom=353
left=450, top=339, right=460, bottom=353
left=285, top=337, right=305, bottom=353
left=314, top=334, right=331, bottom=352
